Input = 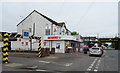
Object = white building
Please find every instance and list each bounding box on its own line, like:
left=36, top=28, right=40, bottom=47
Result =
left=13, top=10, right=82, bottom=53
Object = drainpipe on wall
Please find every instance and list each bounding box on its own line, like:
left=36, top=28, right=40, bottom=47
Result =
left=50, top=23, right=53, bottom=51
left=30, top=23, right=35, bottom=51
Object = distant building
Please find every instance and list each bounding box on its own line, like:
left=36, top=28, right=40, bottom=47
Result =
left=81, top=36, right=98, bottom=48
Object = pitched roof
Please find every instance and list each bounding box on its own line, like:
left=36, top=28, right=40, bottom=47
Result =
left=17, top=10, right=71, bottom=32
left=17, top=10, right=63, bottom=26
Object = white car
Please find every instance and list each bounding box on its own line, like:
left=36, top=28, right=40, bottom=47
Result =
left=89, top=47, right=103, bottom=56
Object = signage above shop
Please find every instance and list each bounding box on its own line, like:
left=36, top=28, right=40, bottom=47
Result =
left=76, top=38, right=79, bottom=40
left=44, top=35, right=81, bottom=42
left=48, top=36, right=61, bottom=39
left=48, top=36, right=58, bottom=39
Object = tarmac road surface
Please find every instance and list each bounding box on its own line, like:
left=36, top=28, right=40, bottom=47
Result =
left=2, top=49, right=119, bottom=73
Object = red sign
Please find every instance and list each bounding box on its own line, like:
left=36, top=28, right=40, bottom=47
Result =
left=54, top=28, right=57, bottom=32
left=26, top=42, right=28, bottom=45
left=44, top=42, right=46, bottom=44
left=21, top=42, right=24, bottom=44
left=48, top=36, right=58, bottom=39
left=76, top=38, right=79, bottom=40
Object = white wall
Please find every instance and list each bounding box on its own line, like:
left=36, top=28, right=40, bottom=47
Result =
left=0, top=42, right=3, bottom=51
left=11, top=38, right=41, bottom=51
left=52, top=41, right=65, bottom=53
left=17, top=11, right=52, bottom=48
left=32, top=39, right=39, bottom=51
left=0, top=42, right=3, bottom=48
left=11, top=38, right=30, bottom=50
left=11, top=41, right=20, bottom=50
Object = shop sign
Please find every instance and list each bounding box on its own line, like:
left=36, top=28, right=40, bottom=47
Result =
left=21, top=42, right=24, bottom=44
left=23, top=29, right=29, bottom=38
left=47, top=36, right=61, bottom=39
left=76, top=38, right=79, bottom=40
left=56, top=43, right=60, bottom=49
left=26, top=42, right=28, bottom=45
left=44, top=42, right=46, bottom=45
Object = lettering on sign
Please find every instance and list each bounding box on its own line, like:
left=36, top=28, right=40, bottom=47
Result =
left=48, top=36, right=59, bottom=39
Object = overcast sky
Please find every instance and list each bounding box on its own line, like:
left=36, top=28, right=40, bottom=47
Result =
left=1, top=1, right=118, bottom=38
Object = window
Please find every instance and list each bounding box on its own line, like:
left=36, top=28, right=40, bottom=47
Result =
left=62, top=29, right=65, bottom=35
left=29, top=28, right=32, bottom=33
left=45, top=24, right=50, bottom=35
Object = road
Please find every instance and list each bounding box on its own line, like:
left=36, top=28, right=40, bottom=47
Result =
left=2, top=49, right=119, bottom=73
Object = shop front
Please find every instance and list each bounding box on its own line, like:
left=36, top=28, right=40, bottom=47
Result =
left=44, top=35, right=81, bottom=53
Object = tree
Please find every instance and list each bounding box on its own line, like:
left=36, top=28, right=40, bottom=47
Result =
left=110, top=43, right=116, bottom=48
left=71, top=32, right=79, bottom=35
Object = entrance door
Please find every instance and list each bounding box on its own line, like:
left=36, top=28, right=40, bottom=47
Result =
left=71, top=42, right=76, bottom=53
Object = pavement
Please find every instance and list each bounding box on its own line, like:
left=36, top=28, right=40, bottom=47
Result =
left=1, top=49, right=119, bottom=73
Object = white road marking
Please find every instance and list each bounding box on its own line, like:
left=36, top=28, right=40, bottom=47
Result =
left=26, top=66, right=38, bottom=69
left=87, top=68, right=91, bottom=71
left=39, top=61, right=50, bottom=64
left=88, top=66, right=93, bottom=69
left=64, top=63, right=73, bottom=67
left=86, top=58, right=98, bottom=71
left=36, top=69, right=47, bottom=71
left=94, top=69, right=98, bottom=72
left=93, top=58, right=101, bottom=71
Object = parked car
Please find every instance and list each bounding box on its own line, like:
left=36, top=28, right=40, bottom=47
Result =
left=89, top=47, right=103, bottom=56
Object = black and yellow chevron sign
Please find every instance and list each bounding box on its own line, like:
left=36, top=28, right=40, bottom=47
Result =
left=8, top=33, right=23, bottom=38
left=38, top=37, right=42, bottom=57
left=2, top=32, right=9, bottom=63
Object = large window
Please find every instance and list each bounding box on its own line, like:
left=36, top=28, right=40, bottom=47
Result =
left=45, top=24, right=50, bottom=35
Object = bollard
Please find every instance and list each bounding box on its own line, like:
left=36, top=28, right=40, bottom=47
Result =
left=2, top=32, right=9, bottom=64
left=38, top=37, right=42, bottom=57
left=41, top=48, right=45, bottom=57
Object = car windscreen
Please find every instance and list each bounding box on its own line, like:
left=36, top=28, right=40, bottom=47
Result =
left=92, top=48, right=99, bottom=50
